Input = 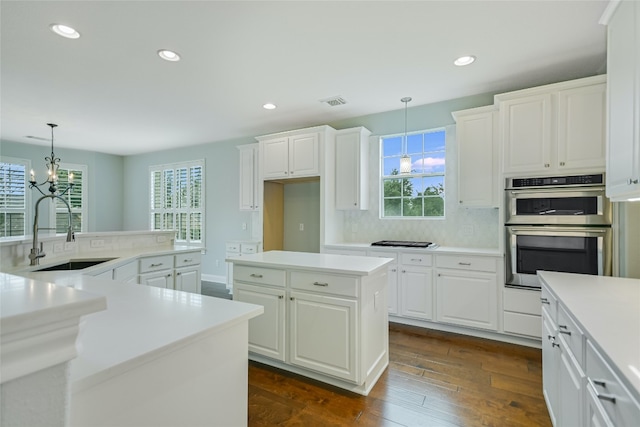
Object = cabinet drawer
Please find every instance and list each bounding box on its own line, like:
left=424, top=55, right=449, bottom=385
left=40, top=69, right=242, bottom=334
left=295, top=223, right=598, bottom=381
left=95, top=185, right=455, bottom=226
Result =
left=557, top=304, right=583, bottom=362
left=175, top=251, right=201, bottom=267
left=241, top=243, right=259, bottom=254
left=540, top=284, right=557, bottom=322
left=139, top=254, right=173, bottom=273
left=586, top=340, right=640, bottom=426
left=503, top=287, right=542, bottom=316
left=503, top=312, right=542, bottom=338
left=290, top=271, right=358, bottom=298
left=436, top=254, right=496, bottom=273
left=400, top=253, right=432, bottom=267
left=114, top=261, right=138, bottom=281
left=225, top=242, right=240, bottom=253
left=234, top=265, right=285, bottom=287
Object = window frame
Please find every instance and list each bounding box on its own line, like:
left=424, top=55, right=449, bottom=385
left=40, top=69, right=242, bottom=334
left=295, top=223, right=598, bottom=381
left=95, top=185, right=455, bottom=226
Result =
left=0, top=156, right=31, bottom=238
left=379, top=128, right=446, bottom=219
left=149, top=159, right=205, bottom=246
left=50, top=163, right=88, bottom=233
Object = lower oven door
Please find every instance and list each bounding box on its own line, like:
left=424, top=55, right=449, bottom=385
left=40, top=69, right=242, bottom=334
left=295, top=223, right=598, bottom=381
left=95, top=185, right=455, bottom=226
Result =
left=505, top=226, right=612, bottom=289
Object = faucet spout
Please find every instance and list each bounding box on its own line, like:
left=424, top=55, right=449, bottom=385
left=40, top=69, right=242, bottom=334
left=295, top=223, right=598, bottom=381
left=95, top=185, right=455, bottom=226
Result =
left=30, top=194, right=75, bottom=266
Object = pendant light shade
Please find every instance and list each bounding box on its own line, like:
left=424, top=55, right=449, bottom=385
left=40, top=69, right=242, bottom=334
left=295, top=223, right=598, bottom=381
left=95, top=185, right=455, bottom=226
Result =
left=400, top=97, right=412, bottom=174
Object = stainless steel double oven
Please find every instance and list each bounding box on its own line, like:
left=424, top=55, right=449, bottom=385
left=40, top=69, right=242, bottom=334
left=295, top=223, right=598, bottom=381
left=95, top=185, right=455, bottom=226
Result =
left=505, top=174, right=612, bottom=289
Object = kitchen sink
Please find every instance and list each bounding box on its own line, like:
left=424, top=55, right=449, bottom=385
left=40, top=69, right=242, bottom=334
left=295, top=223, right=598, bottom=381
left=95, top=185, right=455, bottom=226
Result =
left=34, top=258, right=116, bottom=272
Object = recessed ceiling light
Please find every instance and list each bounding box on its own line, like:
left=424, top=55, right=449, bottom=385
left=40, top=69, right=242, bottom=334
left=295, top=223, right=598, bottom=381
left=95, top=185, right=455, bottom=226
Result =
left=158, top=49, right=181, bottom=62
left=50, top=24, right=80, bottom=39
left=263, top=103, right=277, bottom=110
left=454, top=55, right=476, bottom=66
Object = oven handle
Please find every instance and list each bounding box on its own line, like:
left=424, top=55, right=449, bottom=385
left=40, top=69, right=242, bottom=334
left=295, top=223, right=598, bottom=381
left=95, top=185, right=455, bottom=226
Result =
left=506, top=226, right=609, bottom=234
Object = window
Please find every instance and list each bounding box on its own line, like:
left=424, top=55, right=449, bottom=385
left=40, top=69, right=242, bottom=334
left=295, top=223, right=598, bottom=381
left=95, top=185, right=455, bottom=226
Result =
left=51, top=163, right=87, bottom=233
left=381, top=129, right=446, bottom=218
left=150, top=160, right=204, bottom=245
left=0, top=157, right=30, bottom=237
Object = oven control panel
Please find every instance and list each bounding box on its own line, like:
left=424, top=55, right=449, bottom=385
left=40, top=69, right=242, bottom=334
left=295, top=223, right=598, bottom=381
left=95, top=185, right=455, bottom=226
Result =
left=508, top=174, right=604, bottom=189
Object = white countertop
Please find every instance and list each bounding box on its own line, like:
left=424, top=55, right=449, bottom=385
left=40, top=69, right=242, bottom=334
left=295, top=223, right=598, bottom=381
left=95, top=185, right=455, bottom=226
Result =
left=323, top=243, right=502, bottom=257
left=226, top=250, right=393, bottom=275
left=538, top=271, right=640, bottom=400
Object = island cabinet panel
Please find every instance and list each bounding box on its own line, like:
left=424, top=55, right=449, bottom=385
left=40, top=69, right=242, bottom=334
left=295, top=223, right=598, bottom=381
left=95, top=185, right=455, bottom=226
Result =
left=289, top=291, right=357, bottom=382
left=230, top=251, right=390, bottom=395
left=234, top=283, right=286, bottom=361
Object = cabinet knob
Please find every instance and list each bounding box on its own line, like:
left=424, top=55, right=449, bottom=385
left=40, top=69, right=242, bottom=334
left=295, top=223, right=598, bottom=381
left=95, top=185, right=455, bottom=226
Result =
left=559, top=162, right=565, bottom=166
left=354, top=203, right=357, bottom=206
left=290, top=297, right=294, bottom=301
left=628, top=178, right=639, bottom=185
left=544, top=163, right=550, bottom=168
left=278, top=295, right=283, bottom=299
left=552, top=342, right=560, bottom=348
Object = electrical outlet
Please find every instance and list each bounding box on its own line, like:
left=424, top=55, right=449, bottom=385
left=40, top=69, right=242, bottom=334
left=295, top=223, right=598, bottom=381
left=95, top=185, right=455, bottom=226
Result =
left=90, top=239, right=105, bottom=248
left=242, top=223, right=247, bottom=230
left=299, top=223, right=304, bottom=231
left=215, top=260, right=220, bottom=267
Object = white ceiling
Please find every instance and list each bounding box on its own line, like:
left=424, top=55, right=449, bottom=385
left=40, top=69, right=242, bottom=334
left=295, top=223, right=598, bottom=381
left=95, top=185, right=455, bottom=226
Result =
left=1, top=0, right=609, bottom=156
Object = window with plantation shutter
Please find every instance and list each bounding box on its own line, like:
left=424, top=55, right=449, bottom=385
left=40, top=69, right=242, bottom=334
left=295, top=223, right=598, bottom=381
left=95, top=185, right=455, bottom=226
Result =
left=0, top=158, right=30, bottom=238
left=150, top=160, right=204, bottom=245
left=51, top=164, right=87, bottom=233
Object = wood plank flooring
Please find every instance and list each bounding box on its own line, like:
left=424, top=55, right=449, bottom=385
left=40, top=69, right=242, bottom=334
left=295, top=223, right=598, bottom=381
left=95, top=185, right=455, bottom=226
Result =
left=247, top=323, right=552, bottom=426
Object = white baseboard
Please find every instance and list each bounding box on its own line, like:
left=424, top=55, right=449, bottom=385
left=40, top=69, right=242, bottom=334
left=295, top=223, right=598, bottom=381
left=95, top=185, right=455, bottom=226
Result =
left=202, top=274, right=226, bottom=284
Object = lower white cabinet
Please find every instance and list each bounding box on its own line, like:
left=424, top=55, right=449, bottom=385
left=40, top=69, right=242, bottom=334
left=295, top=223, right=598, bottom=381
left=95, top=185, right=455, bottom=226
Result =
left=225, top=241, right=260, bottom=291
left=503, top=287, right=543, bottom=338
left=289, top=290, right=357, bottom=382
left=138, top=251, right=201, bottom=293
left=400, top=264, right=433, bottom=320
left=435, top=254, right=498, bottom=331
left=113, top=260, right=138, bottom=284
left=139, top=269, right=173, bottom=288
left=231, top=257, right=388, bottom=395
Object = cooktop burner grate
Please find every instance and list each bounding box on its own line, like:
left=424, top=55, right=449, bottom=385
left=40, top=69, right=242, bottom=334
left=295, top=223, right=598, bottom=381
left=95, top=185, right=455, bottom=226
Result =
left=371, top=240, right=434, bottom=248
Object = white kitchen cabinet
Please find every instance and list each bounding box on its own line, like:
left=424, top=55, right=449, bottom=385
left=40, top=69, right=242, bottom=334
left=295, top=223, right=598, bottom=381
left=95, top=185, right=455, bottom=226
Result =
left=289, top=290, right=357, bottom=382
left=366, top=250, right=399, bottom=315
left=503, top=287, right=543, bottom=339
left=542, top=309, right=560, bottom=426
left=230, top=252, right=389, bottom=395
left=139, top=269, right=173, bottom=288
left=399, top=253, right=433, bottom=320
left=138, top=251, right=201, bottom=293
left=497, top=75, right=606, bottom=176
left=238, top=143, right=259, bottom=211
left=234, top=281, right=286, bottom=361
left=174, top=266, right=199, bottom=293
left=435, top=254, right=498, bottom=331
left=260, top=132, right=319, bottom=180
left=335, top=127, right=371, bottom=210
left=225, top=241, right=260, bottom=291
left=113, top=260, right=138, bottom=284
left=452, top=106, right=498, bottom=207
left=604, top=0, right=640, bottom=201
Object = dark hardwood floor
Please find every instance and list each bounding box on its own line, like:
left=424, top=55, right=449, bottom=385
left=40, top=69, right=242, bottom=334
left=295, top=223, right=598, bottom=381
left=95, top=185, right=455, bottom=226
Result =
left=247, top=323, right=551, bottom=426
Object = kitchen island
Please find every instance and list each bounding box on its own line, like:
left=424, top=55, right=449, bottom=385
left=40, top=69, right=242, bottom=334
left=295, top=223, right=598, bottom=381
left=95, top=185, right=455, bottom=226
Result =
left=227, top=250, right=393, bottom=395
left=1, top=272, right=263, bottom=427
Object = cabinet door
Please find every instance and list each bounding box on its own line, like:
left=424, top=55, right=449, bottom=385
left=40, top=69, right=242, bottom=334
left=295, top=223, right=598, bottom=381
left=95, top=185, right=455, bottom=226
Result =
left=542, top=312, right=559, bottom=427
left=607, top=0, right=640, bottom=200
left=289, top=133, right=319, bottom=177
left=289, top=291, right=357, bottom=382
left=175, top=266, right=200, bottom=294
left=456, top=110, right=497, bottom=207
left=335, top=130, right=368, bottom=210
left=387, top=265, right=398, bottom=315
left=140, top=270, right=173, bottom=288
left=234, top=283, right=286, bottom=361
left=557, top=83, right=606, bottom=171
left=262, top=137, right=289, bottom=179
left=585, top=383, right=615, bottom=427
left=239, top=145, right=258, bottom=210
left=436, top=270, right=497, bottom=330
left=558, top=341, right=584, bottom=427
left=399, top=266, right=433, bottom=320
left=502, top=93, right=553, bottom=174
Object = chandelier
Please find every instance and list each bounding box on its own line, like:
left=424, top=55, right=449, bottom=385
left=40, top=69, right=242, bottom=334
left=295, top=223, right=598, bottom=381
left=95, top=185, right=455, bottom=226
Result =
left=29, top=123, right=74, bottom=197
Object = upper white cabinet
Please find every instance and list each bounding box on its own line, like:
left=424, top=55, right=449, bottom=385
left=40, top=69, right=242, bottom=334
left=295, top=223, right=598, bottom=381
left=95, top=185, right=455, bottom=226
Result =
left=604, top=0, right=640, bottom=201
left=452, top=106, right=498, bottom=207
left=258, top=129, right=324, bottom=180
left=335, top=127, right=371, bottom=210
left=497, top=75, right=607, bottom=176
left=238, top=143, right=259, bottom=211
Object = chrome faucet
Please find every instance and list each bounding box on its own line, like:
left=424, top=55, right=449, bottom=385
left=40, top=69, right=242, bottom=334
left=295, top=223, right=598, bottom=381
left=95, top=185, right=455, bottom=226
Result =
left=29, top=194, right=75, bottom=266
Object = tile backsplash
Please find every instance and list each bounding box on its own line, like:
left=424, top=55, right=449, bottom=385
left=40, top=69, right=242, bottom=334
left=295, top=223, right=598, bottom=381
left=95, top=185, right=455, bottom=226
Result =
left=339, top=125, right=500, bottom=248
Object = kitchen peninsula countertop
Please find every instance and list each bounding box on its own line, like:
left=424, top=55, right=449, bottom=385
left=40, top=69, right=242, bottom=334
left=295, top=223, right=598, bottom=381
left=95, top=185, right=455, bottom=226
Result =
left=538, top=271, right=640, bottom=401
left=226, top=250, right=393, bottom=275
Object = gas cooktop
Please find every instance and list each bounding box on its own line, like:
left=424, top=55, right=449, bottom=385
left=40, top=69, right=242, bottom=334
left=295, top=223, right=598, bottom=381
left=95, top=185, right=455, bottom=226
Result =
left=371, top=240, right=435, bottom=248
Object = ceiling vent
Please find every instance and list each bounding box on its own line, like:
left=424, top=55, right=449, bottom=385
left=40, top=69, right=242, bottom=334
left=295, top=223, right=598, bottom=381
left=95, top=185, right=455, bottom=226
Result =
left=320, top=96, right=347, bottom=107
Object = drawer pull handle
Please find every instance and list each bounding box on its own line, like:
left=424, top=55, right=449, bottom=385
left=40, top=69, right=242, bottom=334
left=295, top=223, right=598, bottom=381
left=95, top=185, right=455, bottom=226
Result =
left=278, top=295, right=283, bottom=299
left=558, top=330, right=571, bottom=336
left=552, top=342, right=560, bottom=348
left=150, top=263, right=163, bottom=267
left=410, top=258, right=422, bottom=262
left=589, top=379, right=616, bottom=403
left=250, top=274, right=263, bottom=278
left=558, top=325, right=571, bottom=335
left=540, top=298, right=550, bottom=305
left=183, top=258, right=193, bottom=263
left=458, top=262, right=471, bottom=266
left=313, top=282, right=329, bottom=287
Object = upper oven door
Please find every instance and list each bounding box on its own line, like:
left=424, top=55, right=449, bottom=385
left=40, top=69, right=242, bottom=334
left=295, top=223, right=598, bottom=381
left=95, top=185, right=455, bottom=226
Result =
left=505, top=186, right=611, bottom=225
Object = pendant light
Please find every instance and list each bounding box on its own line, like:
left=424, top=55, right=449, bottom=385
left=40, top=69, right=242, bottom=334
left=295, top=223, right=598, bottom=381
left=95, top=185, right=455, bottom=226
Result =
left=400, top=97, right=412, bottom=174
